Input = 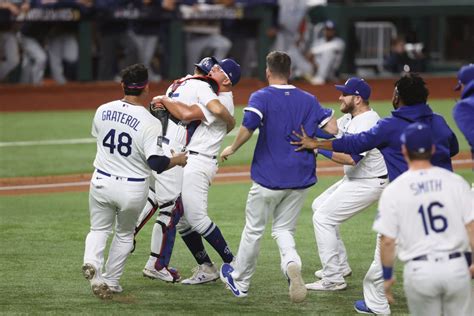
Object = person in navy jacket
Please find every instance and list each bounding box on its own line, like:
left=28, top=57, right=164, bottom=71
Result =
left=453, top=64, right=474, bottom=157
left=292, top=73, right=459, bottom=182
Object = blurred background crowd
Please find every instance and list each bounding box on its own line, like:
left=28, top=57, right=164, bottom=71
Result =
left=0, top=0, right=473, bottom=85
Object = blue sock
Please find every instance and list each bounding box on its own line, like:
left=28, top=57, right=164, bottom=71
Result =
left=181, top=231, right=212, bottom=265
left=203, top=225, right=234, bottom=263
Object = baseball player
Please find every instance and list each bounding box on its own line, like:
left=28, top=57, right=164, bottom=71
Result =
left=291, top=73, right=459, bottom=314
left=137, top=57, right=235, bottom=283
left=219, top=51, right=338, bottom=302
left=453, top=64, right=474, bottom=158
left=154, top=58, right=240, bottom=284
left=375, top=122, right=474, bottom=316
left=303, top=78, right=388, bottom=291
left=82, top=64, right=187, bottom=299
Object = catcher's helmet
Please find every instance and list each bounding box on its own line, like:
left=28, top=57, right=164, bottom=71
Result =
left=195, top=57, right=218, bottom=74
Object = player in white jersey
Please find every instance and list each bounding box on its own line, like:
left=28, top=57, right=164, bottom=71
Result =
left=304, top=78, right=388, bottom=291
left=137, top=57, right=236, bottom=282
left=82, top=64, right=187, bottom=299
left=374, top=123, right=474, bottom=316
left=154, top=59, right=240, bottom=284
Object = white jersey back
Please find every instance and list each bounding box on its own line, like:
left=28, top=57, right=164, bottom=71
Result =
left=188, top=91, right=234, bottom=156
left=373, top=167, right=473, bottom=262
left=337, top=110, right=387, bottom=178
left=164, top=75, right=219, bottom=149
left=92, top=100, right=163, bottom=178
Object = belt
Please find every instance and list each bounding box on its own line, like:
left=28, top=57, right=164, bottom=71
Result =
left=377, top=174, right=388, bottom=179
left=96, top=169, right=145, bottom=182
left=189, top=150, right=217, bottom=160
left=170, top=114, right=186, bottom=126
left=412, top=252, right=462, bottom=262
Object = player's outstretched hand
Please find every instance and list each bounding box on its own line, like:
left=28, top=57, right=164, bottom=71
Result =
left=290, top=125, right=318, bottom=151
left=383, top=278, right=396, bottom=304
left=220, top=146, right=235, bottom=162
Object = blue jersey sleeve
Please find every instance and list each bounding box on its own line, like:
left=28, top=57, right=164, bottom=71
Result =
left=243, top=91, right=266, bottom=130
left=453, top=100, right=474, bottom=152
left=332, top=119, right=388, bottom=154
left=313, top=98, right=334, bottom=128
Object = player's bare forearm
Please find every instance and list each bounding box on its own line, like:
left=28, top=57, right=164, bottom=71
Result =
left=380, top=235, right=396, bottom=267
left=206, top=99, right=235, bottom=132
left=330, top=152, right=356, bottom=166
left=321, top=116, right=339, bottom=136
left=220, top=126, right=253, bottom=161
left=160, top=97, right=204, bottom=121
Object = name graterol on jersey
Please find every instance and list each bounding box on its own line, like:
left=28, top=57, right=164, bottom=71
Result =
left=410, top=178, right=442, bottom=196
left=102, top=109, right=140, bottom=131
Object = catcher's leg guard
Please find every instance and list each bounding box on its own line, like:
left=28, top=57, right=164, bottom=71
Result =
left=150, top=196, right=184, bottom=271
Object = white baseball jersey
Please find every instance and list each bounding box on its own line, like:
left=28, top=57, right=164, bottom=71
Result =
left=92, top=100, right=164, bottom=178
left=164, top=75, right=220, bottom=151
left=337, top=110, right=387, bottom=178
left=373, top=166, right=473, bottom=262
left=188, top=91, right=234, bottom=156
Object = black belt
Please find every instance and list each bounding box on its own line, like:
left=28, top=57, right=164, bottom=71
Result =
left=412, top=252, right=462, bottom=261
left=189, top=150, right=217, bottom=160
left=96, top=169, right=145, bottom=182
left=377, top=174, right=388, bottom=179
left=170, top=114, right=186, bottom=126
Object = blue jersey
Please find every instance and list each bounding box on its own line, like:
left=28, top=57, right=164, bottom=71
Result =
left=243, top=85, right=333, bottom=189
left=332, top=103, right=458, bottom=181
left=453, top=81, right=474, bottom=154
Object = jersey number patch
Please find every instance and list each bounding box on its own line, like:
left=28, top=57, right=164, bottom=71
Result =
left=418, top=201, right=448, bottom=235
left=102, top=129, right=132, bottom=157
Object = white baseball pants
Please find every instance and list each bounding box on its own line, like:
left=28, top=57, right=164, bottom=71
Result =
left=231, top=182, right=309, bottom=292
left=363, top=234, right=391, bottom=315
left=84, top=170, right=149, bottom=286
left=178, top=154, right=218, bottom=235
left=403, top=255, right=471, bottom=316
left=312, top=176, right=386, bottom=283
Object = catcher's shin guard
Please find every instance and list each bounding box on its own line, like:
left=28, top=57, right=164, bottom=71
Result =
left=150, top=196, right=184, bottom=271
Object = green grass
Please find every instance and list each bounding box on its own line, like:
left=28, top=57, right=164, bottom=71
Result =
left=0, top=177, right=413, bottom=315
left=0, top=100, right=470, bottom=177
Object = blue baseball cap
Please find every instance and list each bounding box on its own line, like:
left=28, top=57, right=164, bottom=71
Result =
left=400, top=123, right=433, bottom=153
left=195, top=56, right=218, bottom=74
left=454, top=64, right=474, bottom=91
left=324, top=20, right=336, bottom=29
left=335, top=77, right=371, bottom=100
left=217, top=58, right=241, bottom=86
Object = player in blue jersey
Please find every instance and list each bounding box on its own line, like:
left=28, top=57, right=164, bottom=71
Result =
left=291, top=73, right=459, bottom=314
left=218, top=51, right=338, bottom=303
left=453, top=64, right=474, bottom=159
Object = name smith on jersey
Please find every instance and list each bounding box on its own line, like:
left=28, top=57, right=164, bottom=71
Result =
left=410, top=178, right=442, bottom=196
left=102, top=110, right=141, bottom=131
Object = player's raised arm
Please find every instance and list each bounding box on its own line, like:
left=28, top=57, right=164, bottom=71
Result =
left=155, top=95, right=205, bottom=121
left=206, top=99, right=235, bottom=133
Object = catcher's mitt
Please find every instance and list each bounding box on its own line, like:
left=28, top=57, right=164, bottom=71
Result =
left=149, top=102, right=170, bottom=136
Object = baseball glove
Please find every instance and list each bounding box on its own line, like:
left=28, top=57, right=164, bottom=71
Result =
left=149, top=102, right=170, bottom=136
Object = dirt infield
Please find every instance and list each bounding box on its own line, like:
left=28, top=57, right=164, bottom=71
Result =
left=0, top=75, right=459, bottom=112
left=0, top=152, right=471, bottom=195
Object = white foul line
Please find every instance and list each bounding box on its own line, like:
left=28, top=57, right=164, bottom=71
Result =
left=1, top=159, right=471, bottom=192
left=0, top=138, right=96, bottom=147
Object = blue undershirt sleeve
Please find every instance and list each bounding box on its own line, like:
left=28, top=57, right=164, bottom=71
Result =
left=147, top=155, right=171, bottom=174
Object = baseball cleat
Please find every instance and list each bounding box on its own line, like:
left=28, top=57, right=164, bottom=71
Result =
left=286, top=262, right=307, bottom=303
left=143, top=267, right=181, bottom=283
left=305, top=279, right=347, bottom=291
left=181, top=263, right=219, bottom=285
left=220, top=263, right=247, bottom=298
left=354, top=300, right=375, bottom=314
left=107, top=284, right=123, bottom=293
left=82, top=263, right=112, bottom=300
left=315, top=268, right=352, bottom=279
